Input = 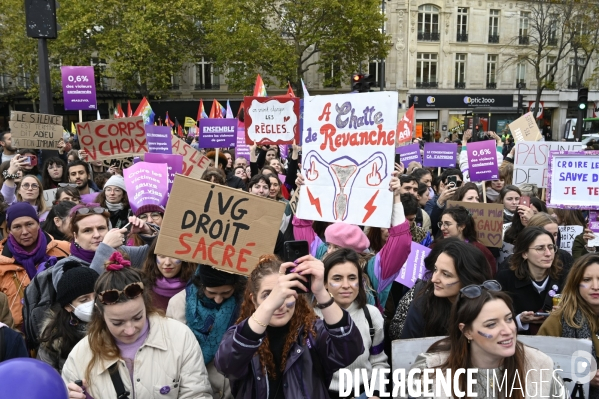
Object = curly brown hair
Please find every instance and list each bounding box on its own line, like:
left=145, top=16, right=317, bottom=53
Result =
left=141, top=239, right=196, bottom=288
left=236, top=254, right=318, bottom=379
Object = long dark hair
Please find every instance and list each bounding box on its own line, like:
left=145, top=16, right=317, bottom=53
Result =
left=438, top=206, right=478, bottom=243
left=323, top=248, right=367, bottom=309
left=509, top=226, right=562, bottom=281
left=38, top=302, right=85, bottom=359
left=41, top=201, right=77, bottom=241
left=453, top=182, right=480, bottom=202
left=504, top=197, right=548, bottom=244
left=366, top=227, right=386, bottom=253
left=418, top=238, right=492, bottom=336
left=428, top=290, right=525, bottom=399
left=141, top=239, right=196, bottom=288
left=41, top=157, right=68, bottom=189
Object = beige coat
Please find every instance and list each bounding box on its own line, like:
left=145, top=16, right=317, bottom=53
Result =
left=167, top=290, right=232, bottom=399
left=62, top=314, right=212, bottom=399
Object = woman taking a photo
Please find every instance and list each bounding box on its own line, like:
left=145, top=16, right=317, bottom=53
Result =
left=141, top=240, right=195, bottom=311
left=38, top=262, right=98, bottom=373
left=62, top=252, right=212, bottom=398
left=214, top=254, right=363, bottom=399
left=497, top=185, right=522, bottom=223
left=94, top=175, right=130, bottom=229
left=317, top=248, right=389, bottom=399
left=410, top=284, right=565, bottom=398
left=496, top=226, right=565, bottom=335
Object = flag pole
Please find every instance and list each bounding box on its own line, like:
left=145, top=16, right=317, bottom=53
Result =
left=78, top=110, right=82, bottom=123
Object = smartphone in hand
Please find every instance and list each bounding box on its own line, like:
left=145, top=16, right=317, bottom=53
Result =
left=283, top=241, right=311, bottom=293
left=519, top=196, right=530, bottom=207
left=533, top=312, right=549, bottom=317
left=394, top=154, right=401, bottom=165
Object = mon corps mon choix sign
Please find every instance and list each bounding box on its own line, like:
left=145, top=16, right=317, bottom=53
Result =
left=76, top=116, right=147, bottom=161
left=156, top=175, right=285, bottom=276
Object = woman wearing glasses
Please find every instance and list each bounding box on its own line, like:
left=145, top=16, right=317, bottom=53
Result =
left=41, top=157, right=68, bottom=189
left=496, top=226, right=565, bottom=335
left=410, top=281, right=565, bottom=398
left=51, top=203, right=157, bottom=289
left=436, top=206, right=497, bottom=276
left=63, top=252, right=212, bottom=399
left=127, top=205, right=164, bottom=246
left=2, top=157, right=50, bottom=221
left=94, top=175, right=130, bottom=229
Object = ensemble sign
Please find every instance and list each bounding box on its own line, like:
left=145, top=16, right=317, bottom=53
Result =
left=410, top=94, right=513, bottom=109
left=199, top=119, right=237, bottom=148
left=9, top=111, right=63, bottom=150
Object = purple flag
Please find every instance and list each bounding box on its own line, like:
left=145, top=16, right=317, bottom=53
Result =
left=396, top=143, right=421, bottom=164
left=199, top=119, right=237, bottom=148
left=423, top=143, right=457, bottom=168
left=144, top=153, right=183, bottom=196
left=395, top=242, right=432, bottom=288
left=145, top=125, right=173, bottom=154
left=279, top=145, right=289, bottom=160
left=235, top=121, right=251, bottom=161
left=467, top=140, right=499, bottom=182
left=61, top=66, right=97, bottom=111
left=123, top=162, right=169, bottom=213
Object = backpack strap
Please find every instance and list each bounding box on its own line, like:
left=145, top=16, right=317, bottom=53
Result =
left=108, top=363, right=130, bottom=399
left=363, top=306, right=375, bottom=343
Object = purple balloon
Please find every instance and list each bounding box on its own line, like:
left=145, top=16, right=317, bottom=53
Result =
left=0, top=358, right=68, bottom=399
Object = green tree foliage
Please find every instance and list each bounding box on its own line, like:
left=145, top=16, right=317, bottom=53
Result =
left=204, top=0, right=390, bottom=94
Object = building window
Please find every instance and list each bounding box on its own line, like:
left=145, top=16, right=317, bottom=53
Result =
left=0, top=74, right=10, bottom=90
left=545, top=56, right=556, bottom=84
left=455, top=54, right=466, bottom=88
left=418, top=5, right=440, bottom=41
left=369, top=61, right=384, bottom=87
left=324, top=63, right=341, bottom=88
left=568, top=57, right=585, bottom=89
left=91, top=58, right=109, bottom=90
left=548, top=14, right=559, bottom=46
left=489, top=10, right=500, bottom=43
left=416, top=53, right=438, bottom=87
left=486, top=55, right=497, bottom=88
left=195, top=58, right=220, bottom=90
left=519, top=12, right=530, bottom=44
left=457, top=8, right=468, bottom=42
left=171, top=75, right=181, bottom=90
left=516, top=62, right=526, bottom=88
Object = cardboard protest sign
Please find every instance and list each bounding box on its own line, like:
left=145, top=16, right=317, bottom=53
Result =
left=395, top=242, right=431, bottom=288
left=244, top=97, right=300, bottom=145
left=171, top=135, right=210, bottom=180
left=513, top=141, right=583, bottom=188
left=423, top=143, right=457, bottom=168
left=156, top=175, right=285, bottom=276
left=447, top=201, right=504, bottom=247
left=146, top=125, right=173, bottom=154
left=396, top=143, right=421, bottom=164
left=61, top=66, right=97, bottom=111
left=43, top=189, right=58, bottom=208
left=289, top=188, right=300, bottom=215
left=559, top=225, right=584, bottom=254
left=123, top=162, right=168, bottom=213
left=144, top=153, right=183, bottom=196
left=76, top=117, right=147, bottom=161
left=235, top=121, right=251, bottom=161
left=467, top=140, right=499, bottom=182
left=296, top=91, right=398, bottom=228
left=547, top=150, right=599, bottom=209
left=9, top=111, right=63, bottom=150
left=509, top=112, right=542, bottom=142
left=199, top=119, right=237, bottom=148
left=103, top=158, right=133, bottom=170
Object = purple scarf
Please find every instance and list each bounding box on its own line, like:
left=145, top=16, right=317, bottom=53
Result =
left=69, top=242, right=96, bottom=264
left=7, top=232, right=50, bottom=279
left=153, top=277, right=186, bottom=298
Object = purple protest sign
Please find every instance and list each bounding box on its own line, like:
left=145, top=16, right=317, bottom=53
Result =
left=589, top=221, right=599, bottom=247
left=61, top=66, right=97, bottom=111
left=123, top=162, right=169, bottom=213
left=236, top=121, right=251, bottom=161
left=423, top=143, right=457, bottom=168
left=199, top=119, right=237, bottom=148
left=279, top=145, right=289, bottom=160
left=80, top=193, right=99, bottom=205
left=144, top=153, right=183, bottom=196
left=396, top=143, right=421, bottom=164
left=395, top=242, right=431, bottom=288
left=467, top=140, right=499, bottom=182
left=145, top=125, right=172, bottom=154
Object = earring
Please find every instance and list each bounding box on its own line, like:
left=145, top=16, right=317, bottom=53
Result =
left=467, top=337, right=472, bottom=344
left=69, top=313, right=79, bottom=326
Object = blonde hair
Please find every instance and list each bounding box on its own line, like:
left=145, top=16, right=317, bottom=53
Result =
left=16, top=175, right=48, bottom=216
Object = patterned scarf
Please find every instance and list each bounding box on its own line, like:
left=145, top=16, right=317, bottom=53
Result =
left=185, top=283, right=238, bottom=364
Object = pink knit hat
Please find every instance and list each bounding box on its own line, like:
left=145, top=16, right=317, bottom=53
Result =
left=324, top=223, right=370, bottom=253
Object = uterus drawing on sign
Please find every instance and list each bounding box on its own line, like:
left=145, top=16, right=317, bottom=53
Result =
left=302, top=150, right=388, bottom=221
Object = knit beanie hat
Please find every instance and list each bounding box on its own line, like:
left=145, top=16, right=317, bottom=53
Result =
left=324, top=223, right=370, bottom=253
left=6, top=202, right=39, bottom=229
left=56, top=261, right=99, bottom=307
left=135, top=204, right=165, bottom=217
left=198, top=264, right=236, bottom=287
left=104, top=175, right=126, bottom=192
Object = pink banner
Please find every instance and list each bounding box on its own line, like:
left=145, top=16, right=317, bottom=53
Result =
left=123, top=162, right=169, bottom=213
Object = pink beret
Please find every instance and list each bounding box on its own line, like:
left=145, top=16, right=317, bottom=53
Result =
left=324, top=223, right=370, bottom=253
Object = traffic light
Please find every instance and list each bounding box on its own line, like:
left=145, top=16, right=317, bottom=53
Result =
left=352, top=74, right=364, bottom=92
left=517, top=94, right=525, bottom=115
left=578, top=87, right=589, bottom=111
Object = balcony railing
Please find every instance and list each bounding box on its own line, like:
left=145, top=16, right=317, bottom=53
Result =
left=568, top=83, right=579, bottom=89
left=516, top=81, right=526, bottom=89
left=416, top=81, right=439, bottom=88
left=488, top=35, right=500, bottom=43
left=194, top=83, right=221, bottom=90
left=171, top=84, right=180, bottom=90
left=456, top=33, right=468, bottom=42
left=455, top=82, right=466, bottom=88
left=519, top=36, right=529, bottom=45
left=548, top=37, right=558, bottom=46
left=418, top=31, right=440, bottom=41
left=486, top=82, right=497, bottom=89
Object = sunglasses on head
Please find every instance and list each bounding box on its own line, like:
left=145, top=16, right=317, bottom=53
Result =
left=98, top=282, right=144, bottom=305
left=76, top=206, right=106, bottom=215
left=460, top=280, right=502, bottom=299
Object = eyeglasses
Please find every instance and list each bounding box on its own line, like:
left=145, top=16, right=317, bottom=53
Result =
left=98, top=282, right=144, bottom=305
left=48, top=164, right=63, bottom=170
left=75, top=207, right=106, bottom=215
left=105, top=187, right=123, bottom=193
left=21, top=183, right=39, bottom=190
left=437, top=221, right=454, bottom=229
left=529, top=245, right=558, bottom=254
left=460, top=280, right=502, bottom=299
left=139, top=212, right=163, bottom=221
left=58, top=183, right=78, bottom=187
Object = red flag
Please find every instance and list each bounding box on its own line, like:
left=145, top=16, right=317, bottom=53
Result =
left=177, top=124, right=183, bottom=137
left=286, top=82, right=296, bottom=97
left=127, top=100, right=132, bottom=117
left=237, top=102, right=245, bottom=119
left=114, top=104, right=124, bottom=119
left=396, top=106, right=415, bottom=144
left=197, top=99, right=207, bottom=123
left=209, top=99, right=224, bottom=119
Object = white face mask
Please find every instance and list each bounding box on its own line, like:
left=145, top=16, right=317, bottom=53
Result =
left=71, top=301, right=94, bottom=323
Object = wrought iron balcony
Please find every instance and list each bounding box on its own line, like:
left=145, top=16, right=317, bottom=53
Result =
left=456, top=33, right=468, bottom=42
left=519, top=36, right=529, bottom=45
left=548, top=38, right=558, bottom=46
left=416, top=81, right=439, bottom=88
left=455, top=82, right=466, bottom=88
left=516, top=81, right=526, bottom=89
left=194, top=83, right=221, bottom=90
left=486, top=82, right=497, bottom=89
left=418, top=31, right=440, bottom=41
left=488, top=35, right=500, bottom=43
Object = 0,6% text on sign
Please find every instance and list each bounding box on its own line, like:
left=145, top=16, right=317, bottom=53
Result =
left=67, top=75, right=89, bottom=83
